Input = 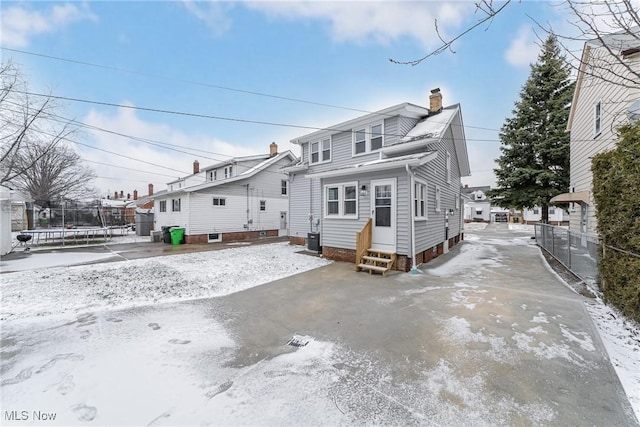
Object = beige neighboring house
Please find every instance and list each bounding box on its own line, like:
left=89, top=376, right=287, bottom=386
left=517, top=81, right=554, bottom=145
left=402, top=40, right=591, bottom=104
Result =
left=552, top=28, right=640, bottom=234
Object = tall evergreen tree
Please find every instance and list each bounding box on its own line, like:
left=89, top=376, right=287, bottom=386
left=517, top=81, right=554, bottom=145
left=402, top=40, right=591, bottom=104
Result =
left=488, top=35, right=574, bottom=222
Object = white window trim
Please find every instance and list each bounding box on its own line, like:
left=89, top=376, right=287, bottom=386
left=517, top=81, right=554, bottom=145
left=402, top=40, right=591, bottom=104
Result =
left=435, top=185, right=441, bottom=213
left=414, top=179, right=428, bottom=221
left=260, top=200, right=266, bottom=211
left=159, top=200, right=167, bottom=213
left=309, top=138, right=332, bottom=165
left=352, top=122, right=384, bottom=157
left=594, top=99, right=602, bottom=138
left=172, top=198, right=181, bottom=212
left=324, top=182, right=359, bottom=219
left=281, top=179, right=288, bottom=196
left=446, top=151, right=451, bottom=184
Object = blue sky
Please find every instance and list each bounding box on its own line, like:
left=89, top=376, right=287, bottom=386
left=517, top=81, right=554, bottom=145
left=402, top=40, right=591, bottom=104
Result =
left=1, top=1, right=572, bottom=197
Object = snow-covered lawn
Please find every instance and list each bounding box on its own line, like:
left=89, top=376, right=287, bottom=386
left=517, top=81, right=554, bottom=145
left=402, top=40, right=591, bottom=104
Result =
left=0, top=242, right=331, bottom=321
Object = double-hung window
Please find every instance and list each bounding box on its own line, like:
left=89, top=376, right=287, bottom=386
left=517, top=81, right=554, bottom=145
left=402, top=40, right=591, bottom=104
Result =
left=159, top=200, right=167, bottom=212
left=324, top=182, right=358, bottom=218
left=370, top=124, right=383, bottom=151
left=281, top=180, right=288, bottom=195
left=354, top=129, right=366, bottom=155
left=434, top=186, right=441, bottom=212
left=172, top=198, right=181, bottom=212
left=310, top=138, right=332, bottom=164
left=321, top=138, right=331, bottom=161
left=446, top=152, right=451, bottom=184
left=414, top=180, right=427, bottom=220
left=353, top=123, right=384, bottom=155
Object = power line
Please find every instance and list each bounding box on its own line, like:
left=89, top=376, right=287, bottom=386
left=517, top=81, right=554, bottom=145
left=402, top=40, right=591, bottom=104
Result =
left=1, top=46, right=393, bottom=118
left=2, top=46, right=502, bottom=133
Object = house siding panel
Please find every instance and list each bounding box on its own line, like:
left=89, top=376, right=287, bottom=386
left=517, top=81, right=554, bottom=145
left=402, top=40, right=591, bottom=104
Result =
left=321, top=170, right=409, bottom=255
left=569, top=47, right=639, bottom=233
left=413, top=127, right=463, bottom=254
left=289, top=175, right=311, bottom=239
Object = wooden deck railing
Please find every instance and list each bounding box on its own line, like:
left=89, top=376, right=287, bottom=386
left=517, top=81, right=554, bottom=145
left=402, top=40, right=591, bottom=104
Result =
left=355, top=218, right=372, bottom=271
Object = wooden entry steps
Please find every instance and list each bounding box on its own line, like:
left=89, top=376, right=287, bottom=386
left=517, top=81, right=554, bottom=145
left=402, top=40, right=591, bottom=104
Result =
left=357, top=248, right=397, bottom=277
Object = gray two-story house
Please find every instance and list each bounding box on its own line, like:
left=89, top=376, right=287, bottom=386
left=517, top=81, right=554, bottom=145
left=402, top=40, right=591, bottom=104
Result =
left=285, top=89, right=470, bottom=274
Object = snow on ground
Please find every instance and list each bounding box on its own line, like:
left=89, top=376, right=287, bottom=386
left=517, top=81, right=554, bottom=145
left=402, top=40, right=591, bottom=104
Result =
left=463, top=222, right=488, bottom=230
left=0, top=242, right=331, bottom=321
left=585, top=298, right=640, bottom=418
left=0, top=252, right=118, bottom=272
left=508, top=223, right=535, bottom=231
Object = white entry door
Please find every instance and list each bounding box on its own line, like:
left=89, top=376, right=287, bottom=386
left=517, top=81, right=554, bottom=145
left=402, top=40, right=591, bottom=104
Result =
left=370, top=178, right=396, bottom=252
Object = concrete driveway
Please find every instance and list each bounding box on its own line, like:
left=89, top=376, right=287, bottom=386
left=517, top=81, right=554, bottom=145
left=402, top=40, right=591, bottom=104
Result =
left=1, top=225, right=636, bottom=425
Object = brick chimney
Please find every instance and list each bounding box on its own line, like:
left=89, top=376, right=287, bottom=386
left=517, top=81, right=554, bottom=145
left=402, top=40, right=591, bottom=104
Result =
left=429, top=88, right=442, bottom=114
left=148, top=183, right=154, bottom=196
left=193, top=160, right=200, bottom=174
left=133, top=190, right=138, bottom=200
left=114, top=191, right=118, bottom=199
left=120, top=190, right=124, bottom=199
left=269, top=142, right=278, bottom=157
left=464, top=184, right=469, bottom=188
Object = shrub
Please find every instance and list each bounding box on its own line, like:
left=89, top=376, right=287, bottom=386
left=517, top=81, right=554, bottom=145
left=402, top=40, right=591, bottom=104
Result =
left=592, top=122, right=640, bottom=322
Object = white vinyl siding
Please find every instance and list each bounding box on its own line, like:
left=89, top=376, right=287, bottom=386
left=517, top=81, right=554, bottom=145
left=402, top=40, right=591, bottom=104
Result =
left=568, top=44, right=639, bottom=234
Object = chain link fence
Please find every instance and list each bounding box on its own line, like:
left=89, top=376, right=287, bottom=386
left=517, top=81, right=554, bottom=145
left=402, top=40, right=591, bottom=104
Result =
left=534, top=223, right=600, bottom=284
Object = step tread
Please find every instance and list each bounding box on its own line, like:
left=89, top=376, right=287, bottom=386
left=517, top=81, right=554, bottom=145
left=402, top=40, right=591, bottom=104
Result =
left=358, top=263, right=389, bottom=272
left=362, top=255, right=394, bottom=264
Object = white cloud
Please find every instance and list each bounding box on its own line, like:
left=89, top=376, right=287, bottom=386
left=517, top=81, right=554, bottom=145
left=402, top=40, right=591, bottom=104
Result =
left=0, top=2, right=97, bottom=48
left=505, top=26, right=541, bottom=68
left=80, top=107, right=260, bottom=196
left=246, top=1, right=475, bottom=48
left=181, top=0, right=232, bottom=36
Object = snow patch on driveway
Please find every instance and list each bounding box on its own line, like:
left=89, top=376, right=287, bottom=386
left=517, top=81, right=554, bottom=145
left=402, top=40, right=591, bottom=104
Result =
left=0, top=242, right=331, bottom=321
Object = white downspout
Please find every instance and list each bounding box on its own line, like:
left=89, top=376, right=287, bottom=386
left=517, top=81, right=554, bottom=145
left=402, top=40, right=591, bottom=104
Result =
left=406, top=164, right=418, bottom=273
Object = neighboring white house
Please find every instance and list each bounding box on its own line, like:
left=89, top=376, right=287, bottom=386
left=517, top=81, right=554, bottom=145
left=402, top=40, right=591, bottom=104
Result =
left=154, top=144, right=296, bottom=243
left=462, top=185, right=491, bottom=222
left=552, top=28, right=640, bottom=234
left=285, top=89, right=470, bottom=272
left=522, top=206, right=569, bottom=225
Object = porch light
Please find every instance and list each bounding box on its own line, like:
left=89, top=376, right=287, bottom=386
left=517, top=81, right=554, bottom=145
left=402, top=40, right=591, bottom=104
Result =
left=360, top=185, right=368, bottom=196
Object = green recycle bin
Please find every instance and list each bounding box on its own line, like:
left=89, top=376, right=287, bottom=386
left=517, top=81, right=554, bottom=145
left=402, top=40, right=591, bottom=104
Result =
left=170, top=227, right=185, bottom=245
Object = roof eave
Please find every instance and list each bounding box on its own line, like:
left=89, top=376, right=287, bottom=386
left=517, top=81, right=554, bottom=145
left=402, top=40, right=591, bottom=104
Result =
left=304, top=152, right=437, bottom=179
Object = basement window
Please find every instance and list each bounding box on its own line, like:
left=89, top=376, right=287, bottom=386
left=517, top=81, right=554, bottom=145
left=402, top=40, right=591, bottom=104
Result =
left=208, top=233, right=221, bottom=242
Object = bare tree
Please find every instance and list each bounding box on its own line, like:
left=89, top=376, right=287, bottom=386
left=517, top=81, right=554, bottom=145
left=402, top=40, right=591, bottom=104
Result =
left=391, top=0, right=640, bottom=90
left=10, top=140, right=96, bottom=209
left=389, top=0, right=513, bottom=66
left=0, top=60, right=76, bottom=186
left=532, top=0, right=640, bottom=90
